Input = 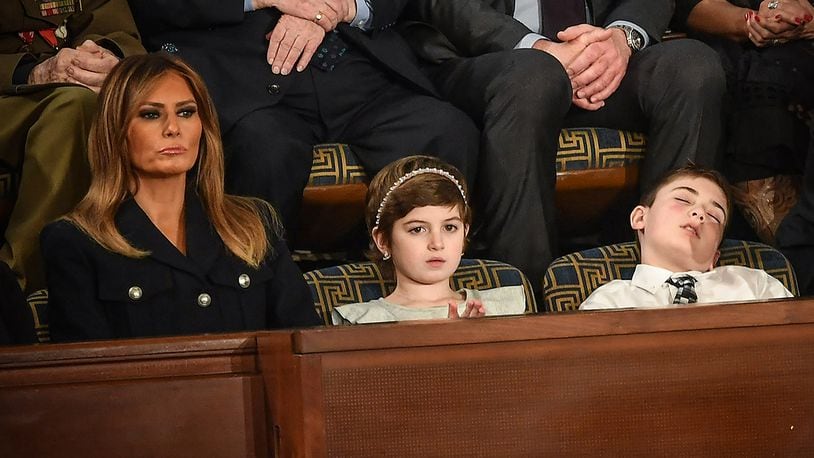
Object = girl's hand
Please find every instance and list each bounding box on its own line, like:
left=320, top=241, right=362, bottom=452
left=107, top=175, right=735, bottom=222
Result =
left=447, top=299, right=486, bottom=319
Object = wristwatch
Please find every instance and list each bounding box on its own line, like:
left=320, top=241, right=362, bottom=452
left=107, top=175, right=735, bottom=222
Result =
left=609, top=24, right=644, bottom=53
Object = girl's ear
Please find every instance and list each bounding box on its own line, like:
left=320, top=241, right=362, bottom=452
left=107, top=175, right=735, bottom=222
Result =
left=371, top=227, right=390, bottom=255
left=630, top=205, right=647, bottom=231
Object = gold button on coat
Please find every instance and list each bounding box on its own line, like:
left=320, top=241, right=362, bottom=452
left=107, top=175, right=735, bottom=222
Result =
left=238, top=274, right=251, bottom=289
left=197, top=293, right=212, bottom=307
left=128, top=286, right=142, bottom=300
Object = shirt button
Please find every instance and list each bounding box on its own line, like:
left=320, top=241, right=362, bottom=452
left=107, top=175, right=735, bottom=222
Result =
left=238, top=274, right=251, bottom=289
left=197, top=293, right=212, bottom=308
left=267, top=84, right=281, bottom=95
left=128, top=286, right=143, bottom=300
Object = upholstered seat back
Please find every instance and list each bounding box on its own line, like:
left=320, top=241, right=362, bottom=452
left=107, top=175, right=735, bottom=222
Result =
left=542, top=240, right=798, bottom=313
left=304, top=259, right=537, bottom=325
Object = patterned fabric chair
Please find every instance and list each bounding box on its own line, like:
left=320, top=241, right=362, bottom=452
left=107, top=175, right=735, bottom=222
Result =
left=304, top=259, right=538, bottom=325
left=542, top=239, right=799, bottom=313
left=297, top=128, right=646, bottom=249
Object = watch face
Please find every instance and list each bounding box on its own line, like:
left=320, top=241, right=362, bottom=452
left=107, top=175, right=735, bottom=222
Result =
left=628, top=28, right=644, bottom=51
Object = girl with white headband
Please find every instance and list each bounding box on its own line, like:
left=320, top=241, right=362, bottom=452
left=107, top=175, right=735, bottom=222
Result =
left=331, top=155, right=526, bottom=324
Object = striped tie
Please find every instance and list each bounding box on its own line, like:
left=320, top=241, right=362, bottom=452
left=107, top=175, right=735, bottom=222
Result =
left=666, top=275, right=698, bottom=304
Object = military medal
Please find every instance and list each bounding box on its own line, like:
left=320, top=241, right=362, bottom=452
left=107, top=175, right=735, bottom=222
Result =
left=39, top=0, right=79, bottom=17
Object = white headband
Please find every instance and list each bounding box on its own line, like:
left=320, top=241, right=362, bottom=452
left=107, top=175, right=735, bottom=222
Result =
left=374, top=167, right=467, bottom=228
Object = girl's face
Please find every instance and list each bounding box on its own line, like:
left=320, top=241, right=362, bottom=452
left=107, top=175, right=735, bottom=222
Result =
left=126, top=72, right=201, bottom=182
left=376, top=205, right=468, bottom=288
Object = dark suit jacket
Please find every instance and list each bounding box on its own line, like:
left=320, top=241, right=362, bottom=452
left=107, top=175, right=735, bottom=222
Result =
left=0, top=0, right=143, bottom=86
left=403, top=0, right=673, bottom=64
left=41, top=194, right=321, bottom=342
left=127, top=0, right=437, bottom=133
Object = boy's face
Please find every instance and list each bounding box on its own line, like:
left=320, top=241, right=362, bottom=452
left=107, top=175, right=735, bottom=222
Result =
left=631, top=176, right=728, bottom=273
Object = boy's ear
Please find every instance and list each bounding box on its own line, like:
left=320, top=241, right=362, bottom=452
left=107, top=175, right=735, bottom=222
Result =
left=630, top=205, right=647, bottom=231
left=371, top=227, right=389, bottom=255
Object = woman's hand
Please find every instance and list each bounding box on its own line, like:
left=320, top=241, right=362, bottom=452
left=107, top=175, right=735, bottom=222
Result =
left=447, top=299, right=486, bottom=319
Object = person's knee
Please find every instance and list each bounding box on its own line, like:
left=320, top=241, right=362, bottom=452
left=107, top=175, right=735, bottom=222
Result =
left=45, top=86, right=98, bottom=123
left=659, top=40, right=726, bottom=99
left=491, top=49, right=572, bottom=119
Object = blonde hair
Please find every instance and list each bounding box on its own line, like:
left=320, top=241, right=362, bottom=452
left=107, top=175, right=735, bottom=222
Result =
left=66, top=54, right=279, bottom=267
left=365, top=155, right=471, bottom=278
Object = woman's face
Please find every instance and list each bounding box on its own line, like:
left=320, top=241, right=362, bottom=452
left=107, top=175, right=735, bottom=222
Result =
left=126, top=72, right=201, bottom=181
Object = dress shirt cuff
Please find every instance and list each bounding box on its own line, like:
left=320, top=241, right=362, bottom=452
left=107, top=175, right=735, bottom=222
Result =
left=244, top=0, right=254, bottom=12
left=606, top=20, right=650, bottom=48
left=515, top=33, right=546, bottom=50
left=350, top=0, right=372, bottom=30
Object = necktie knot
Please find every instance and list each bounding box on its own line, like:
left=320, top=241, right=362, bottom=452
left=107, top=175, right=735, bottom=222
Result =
left=666, top=275, right=698, bottom=304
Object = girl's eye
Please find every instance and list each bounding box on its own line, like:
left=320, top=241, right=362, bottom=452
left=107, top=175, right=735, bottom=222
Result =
left=139, top=110, right=160, bottom=120
left=444, top=224, right=459, bottom=232
left=408, top=226, right=425, bottom=234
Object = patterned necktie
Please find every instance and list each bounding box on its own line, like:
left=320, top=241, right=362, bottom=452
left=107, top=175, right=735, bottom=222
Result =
left=540, top=0, right=587, bottom=39
left=666, top=275, right=698, bottom=304
left=312, top=30, right=348, bottom=72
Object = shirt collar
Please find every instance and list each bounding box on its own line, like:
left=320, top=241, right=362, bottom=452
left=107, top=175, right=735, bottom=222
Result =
left=631, top=264, right=706, bottom=294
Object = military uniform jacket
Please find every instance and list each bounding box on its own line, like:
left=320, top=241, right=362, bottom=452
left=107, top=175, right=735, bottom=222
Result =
left=128, top=0, right=438, bottom=133
left=41, top=194, right=322, bottom=342
left=0, top=0, right=143, bottom=86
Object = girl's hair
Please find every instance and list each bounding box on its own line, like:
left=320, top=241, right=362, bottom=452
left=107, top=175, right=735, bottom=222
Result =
left=365, top=155, right=471, bottom=276
left=66, top=53, right=280, bottom=267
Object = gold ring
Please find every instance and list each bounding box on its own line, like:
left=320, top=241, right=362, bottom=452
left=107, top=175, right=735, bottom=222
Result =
left=314, top=12, right=323, bottom=22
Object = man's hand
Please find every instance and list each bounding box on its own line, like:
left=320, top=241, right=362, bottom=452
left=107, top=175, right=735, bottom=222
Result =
left=532, top=25, right=613, bottom=71
left=255, top=0, right=356, bottom=33
left=266, top=14, right=325, bottom=74
left=560, top=26, right=631, bottom=111
left=27, top=40, right=118, bottom=92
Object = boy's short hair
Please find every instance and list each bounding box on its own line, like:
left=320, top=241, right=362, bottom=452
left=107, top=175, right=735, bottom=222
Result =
left=639, top=163, right=734, bottom=231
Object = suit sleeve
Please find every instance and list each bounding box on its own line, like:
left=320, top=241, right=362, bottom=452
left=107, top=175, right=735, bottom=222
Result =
left=406, top=0, right=532, bottom=55
left=41, top=221, right=115, bottom=342
left=265, top=240, right=322, bottom=328
left=127, top=0, right=246, bottom=32
left=601, top=0, right=674, bottom=43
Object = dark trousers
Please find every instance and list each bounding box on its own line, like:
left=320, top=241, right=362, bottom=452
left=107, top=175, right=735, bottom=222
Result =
left=428, top=39, right=726, bottom=294
left=223, top=50, right=479, bottom=236
left=777, top=122, right=814, bottom=296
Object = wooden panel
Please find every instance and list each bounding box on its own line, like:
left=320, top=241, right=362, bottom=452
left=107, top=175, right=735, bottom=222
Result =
left=0, top=333, right=269, bottom=458
left=555, top=166, right=639, bottom=233
left=259, top=299, right=814, bottom=456
left=296, top=184, right=367, bottom=249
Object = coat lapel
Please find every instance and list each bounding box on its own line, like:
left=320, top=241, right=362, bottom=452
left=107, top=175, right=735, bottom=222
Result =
left=115, top=194, right=220, bottom=280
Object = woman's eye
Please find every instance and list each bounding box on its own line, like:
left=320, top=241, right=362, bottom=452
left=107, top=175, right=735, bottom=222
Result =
left=178, top=107, right=197, bottom=118
left=139, top=110, right=160, bottom=119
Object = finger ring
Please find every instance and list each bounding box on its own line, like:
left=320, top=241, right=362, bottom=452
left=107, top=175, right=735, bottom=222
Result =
left=772, top=38, right=781, bottom=45
left=768, top=1, right=779, bottom=9
left=314, top=12, right=323, bottom=22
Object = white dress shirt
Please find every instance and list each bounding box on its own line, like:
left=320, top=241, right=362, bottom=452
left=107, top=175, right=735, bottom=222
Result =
left=580, top=264, right=794, bottom=310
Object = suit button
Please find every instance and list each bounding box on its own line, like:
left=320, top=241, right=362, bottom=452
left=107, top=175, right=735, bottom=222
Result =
left=128, top=286, right=143, bottom=300
left=197, top=293, right=212, bottom=307
left=238, top=274, right=251, bottom=289
left=267, top=84, right=281, bottom=94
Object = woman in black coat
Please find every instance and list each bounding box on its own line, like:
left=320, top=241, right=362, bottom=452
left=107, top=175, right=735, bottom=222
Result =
left=41, top=54, right=322, bottom=341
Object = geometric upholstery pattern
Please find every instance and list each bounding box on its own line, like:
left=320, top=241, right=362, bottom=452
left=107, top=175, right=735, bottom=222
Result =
left=304, top=259, right=538, bottom=325
left=308, top=143, right=366, bottom=186
left=542, top=239, right=799, bottom=313
left=556, top=128, right=646, bottom=172
left=306, top=128, right=646, bottom=186
left=26, top=289, right=50, bottom=343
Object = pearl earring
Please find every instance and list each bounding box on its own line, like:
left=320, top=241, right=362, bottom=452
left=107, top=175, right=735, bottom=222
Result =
left=382, top=252, right=391, bottom=261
